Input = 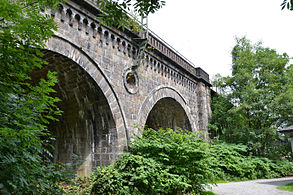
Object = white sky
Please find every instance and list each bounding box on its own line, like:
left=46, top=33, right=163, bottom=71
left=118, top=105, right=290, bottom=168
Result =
left=148, top=0, right=293, bottom=79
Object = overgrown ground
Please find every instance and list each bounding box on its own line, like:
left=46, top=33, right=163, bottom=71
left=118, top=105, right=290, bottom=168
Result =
left=59, top=128, right=293, bottom=195
left=277, top=182, right=293, bottom=192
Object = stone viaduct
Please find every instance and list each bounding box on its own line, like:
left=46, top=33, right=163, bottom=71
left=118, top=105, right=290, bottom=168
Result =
left=37, top=0, right=212, bottom=175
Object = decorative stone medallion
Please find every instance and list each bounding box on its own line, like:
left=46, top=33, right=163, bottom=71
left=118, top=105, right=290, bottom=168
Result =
left=123, top=68, right=139, bottom=94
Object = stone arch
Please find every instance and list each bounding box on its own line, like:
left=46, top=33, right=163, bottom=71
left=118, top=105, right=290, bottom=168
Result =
left=137, top=86, right=195, bottom=131
left=41, top=35, right=128, bottom=175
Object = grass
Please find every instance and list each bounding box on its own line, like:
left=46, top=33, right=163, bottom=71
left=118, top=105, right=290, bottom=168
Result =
left=214, top=177, right=251, bottom=184
left=189, top=191, right=217, bottom=195
left=200, top=191, right=217, bottom=195
left=277, top=182, right=293, bottom=192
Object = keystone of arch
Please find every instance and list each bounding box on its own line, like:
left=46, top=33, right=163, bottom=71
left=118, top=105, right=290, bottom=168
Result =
left=137, top=86, right=196, bottom=132
left=45, top=35, right=129, bottom=152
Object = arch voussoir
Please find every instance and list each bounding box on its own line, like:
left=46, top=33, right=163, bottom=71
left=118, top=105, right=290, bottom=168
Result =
left=44, top=36, right=129, bottom=170
left=137, top=86, right=195, bottom=132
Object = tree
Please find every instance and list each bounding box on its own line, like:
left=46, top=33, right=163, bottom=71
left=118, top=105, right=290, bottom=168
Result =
left=0, top=0, right=64, bottom=193
left=281, top=0, right=293, bottom=10
left=97, top=0, right=166, bottom=29
left=210, top=37, right=293, bottom=158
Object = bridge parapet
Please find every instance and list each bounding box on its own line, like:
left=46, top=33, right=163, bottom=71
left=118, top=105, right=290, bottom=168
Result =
left=56, top=0, right=211, bottom=86
left=147, top=31, right=210, bottom=85
left=45, top=0, right=212, bottom=123
left=45, top=1, right=207, bottom=94
left=195, top=67, right=210, bottom=84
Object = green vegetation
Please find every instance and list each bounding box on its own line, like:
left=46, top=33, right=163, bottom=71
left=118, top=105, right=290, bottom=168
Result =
left=277, top=182, right=293, bottom=192
left=210, top=142, right=293, bottom=181
left=281, top=0, right=293, bottom=10
left=210, top=37, right=293, bottom=159
left=1, top=0, right=293, bottom=194
left=0, top=0, right=165, bottom=193
left=89, top=128, right=293, bottom=194
left=200, top=192, right=217, bottom=195
left=97, top=0, right=165, bottom=29
left=91, top=128, right=214, bottom=194
left=0, top=0, right=67, bottom=194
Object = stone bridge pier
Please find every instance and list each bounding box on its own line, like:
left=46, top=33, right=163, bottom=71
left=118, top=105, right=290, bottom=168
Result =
left=37, top=0, right=212, bottom=175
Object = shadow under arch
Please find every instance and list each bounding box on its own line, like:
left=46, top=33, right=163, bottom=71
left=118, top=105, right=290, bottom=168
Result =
left=38, top=35, right=128, bottom=175
left=137, top=86, right=195, bottom=131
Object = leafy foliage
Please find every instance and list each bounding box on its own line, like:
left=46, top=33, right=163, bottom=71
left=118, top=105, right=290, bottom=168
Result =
left=96, top=0, right=165, bottom=29
left=91, top=128, right=214, bottom=194
left=0, top=0, right=166, bottom=193
left=277, top=182, right=293, bottom=192
left=210, top=37, right=293, bottom=158
left=0, top=0, right=65, bottom=193
left=90, top=128, right=293, bottom=194
left=130, top=128, right=214, bottom=193
left=210, top=142, right=293, bottom=181
left=91, top=153, right=190, bottom=194
left=281, top=0, right=293, bottom=10
left=60, top=174, right=96, bottom=195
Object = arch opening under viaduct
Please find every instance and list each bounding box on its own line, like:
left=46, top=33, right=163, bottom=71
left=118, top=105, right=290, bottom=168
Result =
left=33, top=49, right=194, bottom=175
left=31, top=36, right=130, bottom=175
left=137, top=86, right=195, bottom=132
left=32, top=50, right=119, bottom=176
left=145, top=97, right=192, bottom=131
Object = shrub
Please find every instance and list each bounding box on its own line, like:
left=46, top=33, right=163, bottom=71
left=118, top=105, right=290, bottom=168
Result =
left=90, top=129, right=293, bottom=194
left=91, top=128, right=214, bottom=194
left=60, top=175, right=95, bottom=195
left=209, top=142, right=293, bottom=181
left=90, top=153, right=188, bottom=194
left=129, top=128, right=214, bottom=193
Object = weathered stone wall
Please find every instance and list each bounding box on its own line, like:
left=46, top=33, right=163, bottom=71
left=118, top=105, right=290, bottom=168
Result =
left=197, top=82, right=212, bottom=137
left=33, top=51, right=119, bottom=175
left=39, top=0, right=212, bottom=175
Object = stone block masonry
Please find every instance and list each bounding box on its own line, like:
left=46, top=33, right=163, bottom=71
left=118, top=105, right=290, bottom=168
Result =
left=36, top=0, right=212, bottom=175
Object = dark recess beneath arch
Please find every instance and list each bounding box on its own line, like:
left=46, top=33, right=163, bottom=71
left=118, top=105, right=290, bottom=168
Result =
left=145, top=97, right=191, bottom=131
left=31, top=50, right=118, bottom=175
